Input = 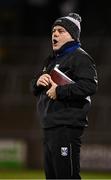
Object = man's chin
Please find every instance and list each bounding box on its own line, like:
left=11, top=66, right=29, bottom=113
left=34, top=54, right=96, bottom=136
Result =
left=53, top=45, right=61, bottom=51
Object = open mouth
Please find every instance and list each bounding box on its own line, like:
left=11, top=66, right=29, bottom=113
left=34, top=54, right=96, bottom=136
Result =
left=53, top=39, right=58, bottom=45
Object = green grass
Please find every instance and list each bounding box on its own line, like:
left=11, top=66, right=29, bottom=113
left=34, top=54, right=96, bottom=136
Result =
left=81, top=171, right=111, bottom=179
left=0, top=170, right=111, bottom=179
left=0, top=169, right=45, bottom=179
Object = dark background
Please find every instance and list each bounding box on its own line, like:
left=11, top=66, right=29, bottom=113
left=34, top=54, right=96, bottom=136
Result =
left=0, top=0, right=111, bottom=170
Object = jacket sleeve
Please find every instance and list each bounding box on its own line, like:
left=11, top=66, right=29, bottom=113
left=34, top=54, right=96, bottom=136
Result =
left=30, top=73, right=45, bottom=97
left=56, top=55, right=98, bottom=101
left=30, top=56, right=52, bottom=97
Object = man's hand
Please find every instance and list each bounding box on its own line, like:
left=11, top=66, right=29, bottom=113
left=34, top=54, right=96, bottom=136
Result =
left=46, top=79, right=58, bottom=100
left=37, top=74, right=51, bottom=87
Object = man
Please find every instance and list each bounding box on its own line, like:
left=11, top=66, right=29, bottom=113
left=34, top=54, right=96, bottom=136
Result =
left=31, top=13, right=98, bottom=179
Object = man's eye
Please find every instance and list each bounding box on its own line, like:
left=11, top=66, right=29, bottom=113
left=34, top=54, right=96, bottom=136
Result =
left=59, top=30, right=64, bottom=33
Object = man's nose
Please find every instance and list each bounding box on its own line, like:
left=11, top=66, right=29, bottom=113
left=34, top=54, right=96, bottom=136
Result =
left=54, top=30, right=59, bottom=37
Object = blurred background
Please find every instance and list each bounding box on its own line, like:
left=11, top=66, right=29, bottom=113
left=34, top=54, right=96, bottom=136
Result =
left=0, top=0, right=111, bottom=176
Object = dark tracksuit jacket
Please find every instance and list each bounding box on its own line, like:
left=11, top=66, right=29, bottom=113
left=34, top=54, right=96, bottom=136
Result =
left=31, top=41, right=98, bottom=179
left=32, top=41, right=98, bottom=129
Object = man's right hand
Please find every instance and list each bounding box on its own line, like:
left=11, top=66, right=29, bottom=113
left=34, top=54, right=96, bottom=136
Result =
left=36, top=74, right=51, bottom=87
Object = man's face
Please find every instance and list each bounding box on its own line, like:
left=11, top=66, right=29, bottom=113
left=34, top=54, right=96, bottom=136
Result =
left=52, top=25, right=74, bottom=51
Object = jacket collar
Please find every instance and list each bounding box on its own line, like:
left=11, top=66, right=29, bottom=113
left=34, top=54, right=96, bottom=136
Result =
left=53, top=41, right=81, bottom=58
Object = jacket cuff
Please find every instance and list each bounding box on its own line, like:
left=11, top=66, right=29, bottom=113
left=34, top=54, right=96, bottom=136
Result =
left=56, top=85, right=69, bottom=100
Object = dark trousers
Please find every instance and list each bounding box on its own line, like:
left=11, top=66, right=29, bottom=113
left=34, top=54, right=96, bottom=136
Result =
left=43, top=126, right=84, bottom=179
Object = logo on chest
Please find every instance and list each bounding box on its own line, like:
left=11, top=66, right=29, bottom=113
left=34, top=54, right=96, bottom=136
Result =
left=61, top=147, right=68, bottom=156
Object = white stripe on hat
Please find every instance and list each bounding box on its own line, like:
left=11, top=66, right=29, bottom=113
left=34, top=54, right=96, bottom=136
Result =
left=65, top=16, right=81, bottom=31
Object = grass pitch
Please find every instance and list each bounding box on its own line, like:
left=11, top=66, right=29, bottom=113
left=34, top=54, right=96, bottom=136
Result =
left=0, top=170, right=111, bottom=179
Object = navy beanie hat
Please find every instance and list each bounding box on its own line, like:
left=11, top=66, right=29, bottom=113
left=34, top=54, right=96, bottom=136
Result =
left=52, top=13, right=82, bottom=42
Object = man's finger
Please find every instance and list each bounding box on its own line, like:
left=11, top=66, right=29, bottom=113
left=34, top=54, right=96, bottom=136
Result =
left=50, top=78, right=55, bottom=85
